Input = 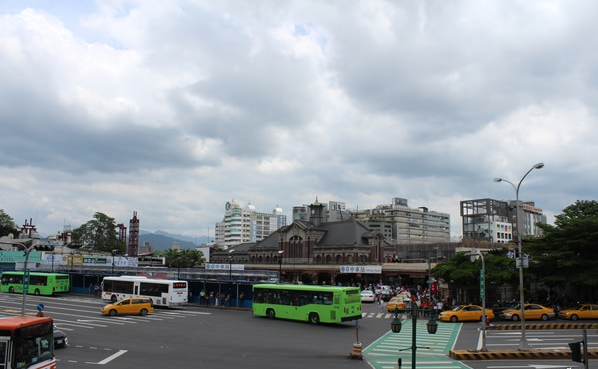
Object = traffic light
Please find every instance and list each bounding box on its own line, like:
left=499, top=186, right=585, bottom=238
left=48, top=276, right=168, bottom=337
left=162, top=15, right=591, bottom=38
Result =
left=34, top=245, right=54, bottom=251
left=569, top=341, right=583, bottom=363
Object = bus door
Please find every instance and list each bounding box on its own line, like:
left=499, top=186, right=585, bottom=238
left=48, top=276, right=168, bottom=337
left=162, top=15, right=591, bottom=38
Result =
left=278, top=290, right=298, bottom=317
left=134, top=285, right=139, bottom=295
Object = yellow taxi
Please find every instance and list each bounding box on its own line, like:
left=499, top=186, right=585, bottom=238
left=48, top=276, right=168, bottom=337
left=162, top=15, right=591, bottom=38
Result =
left=559, top=304, right=598, bottom=320
left=438, top=304, right=495, bottom=323
left=101, top=296, right=154, bottom=316
left=386, top=296, right=407, bottom=312
left=500, top=303, right=555, bottom=321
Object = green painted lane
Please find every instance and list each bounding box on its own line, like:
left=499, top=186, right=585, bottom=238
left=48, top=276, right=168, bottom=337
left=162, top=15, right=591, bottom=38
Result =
left=363, top=320, right=472, bottom=369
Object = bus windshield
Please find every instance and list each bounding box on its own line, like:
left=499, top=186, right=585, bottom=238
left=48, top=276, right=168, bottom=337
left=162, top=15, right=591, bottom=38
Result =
left=0, top=316, right=56, bottom=369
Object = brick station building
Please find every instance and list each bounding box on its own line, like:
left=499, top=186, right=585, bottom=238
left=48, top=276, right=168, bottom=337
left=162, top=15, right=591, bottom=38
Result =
left=211, top=199, right=460, bottom=288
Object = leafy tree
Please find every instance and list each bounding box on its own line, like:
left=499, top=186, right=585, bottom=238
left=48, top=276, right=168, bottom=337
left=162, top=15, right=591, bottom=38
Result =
left=0, top=209, right=18, bottom=237
left=432, top=250, right=517, bottom=288
left=72, top=212, right=122, bottom=253
left=164, top=249, right=204, bottom=268
left=526, top=200, right=598, bottom=300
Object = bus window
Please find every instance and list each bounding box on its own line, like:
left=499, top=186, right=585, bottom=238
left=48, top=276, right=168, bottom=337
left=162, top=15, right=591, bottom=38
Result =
left=0, top=341, right=6, bottom=369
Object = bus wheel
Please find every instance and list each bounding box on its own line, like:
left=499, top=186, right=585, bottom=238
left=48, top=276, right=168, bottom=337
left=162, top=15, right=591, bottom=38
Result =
left=140, top=309, right=148, bottom=316
left=8, top=287, right=14, bottom=293
left=266, top=309, right=276, bottom=319
left=309, top=312, right=320, bottom=325
left=109, top=309, right=117, bottom=316
left=34, top=289, right=41, bottom=296
left=111, top=295, right=118, bottom=303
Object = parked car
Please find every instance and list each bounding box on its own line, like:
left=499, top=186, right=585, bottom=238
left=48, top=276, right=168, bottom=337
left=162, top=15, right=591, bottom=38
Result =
left=360, top=290, right=375, bottom=303
left=500, top=303, right=555, bottom=321
left=559, top=304, right=598, bottom=320
left=438, top=304, right=495, bottom=323
left=101, top=296, right=154, bottom=316
left=53, top=325, right=68, bottom=348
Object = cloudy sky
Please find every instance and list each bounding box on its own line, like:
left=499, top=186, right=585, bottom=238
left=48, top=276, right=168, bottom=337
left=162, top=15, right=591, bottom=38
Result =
left=1, top=1, right=596, bottom=241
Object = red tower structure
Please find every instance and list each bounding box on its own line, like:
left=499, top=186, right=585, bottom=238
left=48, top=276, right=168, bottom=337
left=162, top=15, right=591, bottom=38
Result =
left=128, top=211, right=139, bottom=256
left=116, top=223, right=127, bottom=245
left=21, top=218, right=37, bottom=238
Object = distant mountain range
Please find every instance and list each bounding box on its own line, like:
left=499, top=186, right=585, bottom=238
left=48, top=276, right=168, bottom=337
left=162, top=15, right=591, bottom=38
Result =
left=138, top=230, right=210, bottom=251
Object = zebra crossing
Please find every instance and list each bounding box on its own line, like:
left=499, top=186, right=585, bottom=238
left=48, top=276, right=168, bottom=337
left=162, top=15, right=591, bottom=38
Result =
left=362, top=311, right=407, bottom=319
left=363, top=320, right=471, bottom=369
left=0, top=293, right=211, bottom=332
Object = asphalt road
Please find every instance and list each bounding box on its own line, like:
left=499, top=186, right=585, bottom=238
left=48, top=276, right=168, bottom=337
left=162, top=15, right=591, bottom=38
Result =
left=4, top=294, right=592, bottom=369
left=0, top=294, right=396, bottom=369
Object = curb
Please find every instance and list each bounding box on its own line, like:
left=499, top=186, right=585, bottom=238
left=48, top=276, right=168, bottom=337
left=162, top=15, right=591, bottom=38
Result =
left=487, top=322, right=598, bottom=330
left=450, top=348, right=598, bottom=360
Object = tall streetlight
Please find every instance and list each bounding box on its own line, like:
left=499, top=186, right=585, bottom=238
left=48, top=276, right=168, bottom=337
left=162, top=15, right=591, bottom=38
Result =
left=426, top=256, right=444, bottom=303
left=0, top=242, right=54, bottom=316
left=111, top=249, right=119, bottom=274
left=465, top=250, right=488, bottom=352
left=277, top=250, right=284, bottom=283
left=0, top=241, right=42, bottom=316
left=494, top=162, right=544, bottom=350
left=228, top=249, right=235, bottom=282
left=390, top=296, right=438, bottom=369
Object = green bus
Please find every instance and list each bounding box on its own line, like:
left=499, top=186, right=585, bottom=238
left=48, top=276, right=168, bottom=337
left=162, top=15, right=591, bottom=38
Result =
left=0, top=271, right=70, bottom=296
left=252, top=284, right=362, bottom=324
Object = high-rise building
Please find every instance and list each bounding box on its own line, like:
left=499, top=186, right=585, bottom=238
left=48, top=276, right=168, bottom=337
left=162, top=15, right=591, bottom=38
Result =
left=460, top=198, right=546, bottom=243
left=215, top=200, right=287, bottom=248
left=351, top=197, right=451, bottom=244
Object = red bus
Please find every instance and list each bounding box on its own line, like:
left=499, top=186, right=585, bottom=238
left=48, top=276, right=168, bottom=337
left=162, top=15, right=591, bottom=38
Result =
left=0, top=316, right=56, bottom=369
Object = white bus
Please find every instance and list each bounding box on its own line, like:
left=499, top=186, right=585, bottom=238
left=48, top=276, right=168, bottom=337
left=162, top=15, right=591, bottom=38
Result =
left=101, top=276, right=188, bottom=307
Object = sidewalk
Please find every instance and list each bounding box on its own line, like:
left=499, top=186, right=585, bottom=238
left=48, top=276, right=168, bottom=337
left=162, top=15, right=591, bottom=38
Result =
left=450, top=322, right=598, bottom=360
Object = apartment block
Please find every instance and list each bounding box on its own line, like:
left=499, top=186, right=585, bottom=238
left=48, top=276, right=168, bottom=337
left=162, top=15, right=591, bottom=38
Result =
left=351, top=197, right=451, bottom=244
left=215, top=200, right=287, bottom=248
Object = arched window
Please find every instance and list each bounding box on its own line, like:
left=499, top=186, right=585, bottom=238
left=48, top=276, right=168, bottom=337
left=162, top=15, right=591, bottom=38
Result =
left=316, top=255, right=322, bottom=263
left=346, top=255, right=353, bottom=264
left=335, top=255, right=342, bottom=264
left=290, top=235, right=303, bottom=258
left=325, top=255, right=332, bottom=263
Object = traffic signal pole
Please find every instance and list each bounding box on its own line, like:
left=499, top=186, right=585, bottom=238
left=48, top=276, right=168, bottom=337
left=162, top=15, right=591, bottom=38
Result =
left=568, top=329, right=589, bottom=369
left=583, top=329, right=589, bottom=369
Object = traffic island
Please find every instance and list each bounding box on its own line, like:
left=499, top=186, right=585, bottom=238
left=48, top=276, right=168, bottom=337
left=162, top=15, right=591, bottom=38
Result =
left=487, top=322, right=598, bottom=330
left=450, top=348, right=598, bottom=360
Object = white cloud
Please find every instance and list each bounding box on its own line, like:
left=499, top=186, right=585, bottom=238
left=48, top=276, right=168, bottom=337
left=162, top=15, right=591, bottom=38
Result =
left=0, top=1, right=597, bottom=239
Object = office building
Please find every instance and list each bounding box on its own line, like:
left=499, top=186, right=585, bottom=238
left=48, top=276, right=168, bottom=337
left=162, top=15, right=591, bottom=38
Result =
left=215, top=200, right=287, bottom=248
left=460, top=198, right=546, bottom=243
left=351, top=197, right=451, bottom=244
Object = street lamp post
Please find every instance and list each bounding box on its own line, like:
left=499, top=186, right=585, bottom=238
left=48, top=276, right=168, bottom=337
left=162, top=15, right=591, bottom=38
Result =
left=494, top=162, right=544, bottom=350
left=228, top=255, right=233, bottom=282
left=390, top=299, right=438, bottom=369
left=0, top=241, right=35, bottom=316
left=176, top=252, right=181, bottom=279
left=426, top=256, right=444, bottom=303
left=466, top=250, right=488, bottom=352
left=111, top=249, right=118, bottom=274
left=277, top=250, right=284, bottom=283
left=228, top=249, right=235, bottom=307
